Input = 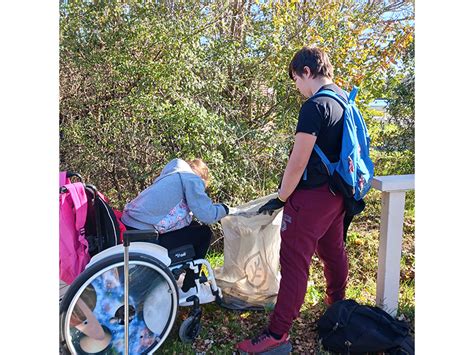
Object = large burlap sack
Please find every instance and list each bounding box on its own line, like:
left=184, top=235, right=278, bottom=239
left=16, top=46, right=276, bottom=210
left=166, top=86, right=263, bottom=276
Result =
left=214, top=194, right=283, bottom=310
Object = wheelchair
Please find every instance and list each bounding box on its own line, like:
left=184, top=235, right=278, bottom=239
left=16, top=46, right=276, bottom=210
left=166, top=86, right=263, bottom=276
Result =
left=59, top=173, right=223, bottom=354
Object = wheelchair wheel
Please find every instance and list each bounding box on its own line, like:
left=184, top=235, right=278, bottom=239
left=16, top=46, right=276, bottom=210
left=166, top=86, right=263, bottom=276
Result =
left=178, top=316, right=202, bottom=343
left=60, top=252, right=178, bottom=354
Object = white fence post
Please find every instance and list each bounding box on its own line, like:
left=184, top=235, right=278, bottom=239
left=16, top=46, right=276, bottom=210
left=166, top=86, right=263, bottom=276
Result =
left=372, top=175, right=414, bottom=316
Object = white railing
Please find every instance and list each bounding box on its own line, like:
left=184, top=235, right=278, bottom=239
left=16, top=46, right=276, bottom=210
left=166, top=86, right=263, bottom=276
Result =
left=372, top=174, right=414, bottom=316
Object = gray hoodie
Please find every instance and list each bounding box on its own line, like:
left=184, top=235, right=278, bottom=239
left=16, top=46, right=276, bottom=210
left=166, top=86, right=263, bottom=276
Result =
left=121, top=158, right=227, bottom=231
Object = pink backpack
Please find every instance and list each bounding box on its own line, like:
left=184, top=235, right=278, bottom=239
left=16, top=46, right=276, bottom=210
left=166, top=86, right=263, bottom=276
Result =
left=59, top=176, right=90, bottom=285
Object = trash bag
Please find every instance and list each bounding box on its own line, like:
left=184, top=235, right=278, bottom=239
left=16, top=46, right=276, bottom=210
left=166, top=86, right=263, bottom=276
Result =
left=214, top=194, right=283, bottom=310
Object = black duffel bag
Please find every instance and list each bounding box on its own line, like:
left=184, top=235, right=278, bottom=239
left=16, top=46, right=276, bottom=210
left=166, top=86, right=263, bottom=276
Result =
left=316, top=299, right=414, bottom=354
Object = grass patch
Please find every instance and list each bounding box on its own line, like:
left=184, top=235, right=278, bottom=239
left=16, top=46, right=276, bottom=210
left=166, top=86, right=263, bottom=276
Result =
left=206, top=250, right=225, bottom=269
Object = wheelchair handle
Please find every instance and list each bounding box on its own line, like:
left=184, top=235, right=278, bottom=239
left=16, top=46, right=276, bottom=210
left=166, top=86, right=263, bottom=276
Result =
left=123, top=230, right=159, bottom=247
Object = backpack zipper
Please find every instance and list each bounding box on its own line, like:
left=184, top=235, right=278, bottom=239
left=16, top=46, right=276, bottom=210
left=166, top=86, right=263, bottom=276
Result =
left=345, top=340, right=352, bottom=355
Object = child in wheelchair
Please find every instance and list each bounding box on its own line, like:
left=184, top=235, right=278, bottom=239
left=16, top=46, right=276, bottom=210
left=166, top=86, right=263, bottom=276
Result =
left=59, top=159, right=233, bottom=353
left=121, top=158, right=231, bottom=301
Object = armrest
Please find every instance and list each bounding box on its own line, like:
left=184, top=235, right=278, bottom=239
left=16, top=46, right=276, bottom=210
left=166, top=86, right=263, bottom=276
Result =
left=123, top=229, right=159, bottom=247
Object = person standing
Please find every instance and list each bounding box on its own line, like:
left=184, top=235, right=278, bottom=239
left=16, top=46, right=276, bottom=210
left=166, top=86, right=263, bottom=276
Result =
left=236, top=46, right=349, bottom=353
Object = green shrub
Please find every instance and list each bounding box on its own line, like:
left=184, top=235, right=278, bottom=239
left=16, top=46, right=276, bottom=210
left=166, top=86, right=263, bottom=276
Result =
left=60, top=0, right=414, bottom=225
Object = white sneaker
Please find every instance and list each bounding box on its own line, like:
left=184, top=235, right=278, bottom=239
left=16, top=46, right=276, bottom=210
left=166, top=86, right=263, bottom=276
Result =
left=178, top=282, right=216, bottom=307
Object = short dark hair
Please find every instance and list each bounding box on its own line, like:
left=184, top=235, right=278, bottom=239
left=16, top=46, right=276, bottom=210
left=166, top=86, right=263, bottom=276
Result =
left=288, top=46, right=334, bottom=81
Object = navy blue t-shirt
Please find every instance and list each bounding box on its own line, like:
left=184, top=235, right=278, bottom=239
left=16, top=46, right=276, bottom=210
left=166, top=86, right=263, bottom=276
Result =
left=295, top=84, right=346, bottom=189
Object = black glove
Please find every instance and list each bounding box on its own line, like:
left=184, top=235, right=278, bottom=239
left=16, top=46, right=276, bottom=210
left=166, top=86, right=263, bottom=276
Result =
left=258, top=197, right=285, bottom=216
left=221, top=203, right=230, bottom=214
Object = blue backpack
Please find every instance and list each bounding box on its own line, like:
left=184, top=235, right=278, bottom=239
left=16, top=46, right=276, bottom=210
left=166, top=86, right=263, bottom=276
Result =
left=309, top=86, right=374, bottom=201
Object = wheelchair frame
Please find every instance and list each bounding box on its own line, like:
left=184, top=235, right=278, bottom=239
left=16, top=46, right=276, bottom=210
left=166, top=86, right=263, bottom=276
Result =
left=59, top=173, right=223, bottom=354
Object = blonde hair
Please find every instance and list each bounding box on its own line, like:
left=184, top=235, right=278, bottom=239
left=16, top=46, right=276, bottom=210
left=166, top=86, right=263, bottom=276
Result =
left=187, top=158, right=210, bottom=187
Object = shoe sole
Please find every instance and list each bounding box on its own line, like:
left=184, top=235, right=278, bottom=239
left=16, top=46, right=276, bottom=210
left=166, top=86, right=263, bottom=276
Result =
left=237, top=341, right=292, bottom=355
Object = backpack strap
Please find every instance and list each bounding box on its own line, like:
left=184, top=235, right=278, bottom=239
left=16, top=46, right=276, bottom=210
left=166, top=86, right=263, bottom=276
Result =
left=302, top=87, right=357, bottom=180
left=312, top=89, right=349, bottom=110
left=63, top=182, right=88, bottom=233
left=313, top=145, right=335, bottom=175
left=311, top=87, right=351, bottom=166
left=59, top=171, right=68, bottom=187
left=312, top=87, right=358, bottom=171
left=348, top=86, right=359, bottom=104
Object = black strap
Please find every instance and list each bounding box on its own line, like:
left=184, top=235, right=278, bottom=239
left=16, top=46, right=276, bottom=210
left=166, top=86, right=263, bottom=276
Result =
left=389, top=336, right=414, bottom=355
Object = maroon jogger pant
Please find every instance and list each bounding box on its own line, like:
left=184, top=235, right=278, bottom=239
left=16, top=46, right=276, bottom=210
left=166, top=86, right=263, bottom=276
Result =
left=268, top=185, right=348, bottom=335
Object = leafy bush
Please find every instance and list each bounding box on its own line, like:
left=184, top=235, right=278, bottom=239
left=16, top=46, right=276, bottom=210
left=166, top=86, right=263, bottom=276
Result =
left=60, top=0, right=414, bottom=215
